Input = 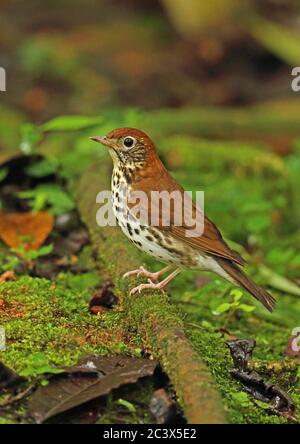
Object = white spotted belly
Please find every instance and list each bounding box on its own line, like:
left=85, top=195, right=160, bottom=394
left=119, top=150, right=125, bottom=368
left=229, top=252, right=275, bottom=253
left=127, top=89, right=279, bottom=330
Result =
left=111, top=182, right=187, bottom=266
left=111, top=176, right=231, bottom=278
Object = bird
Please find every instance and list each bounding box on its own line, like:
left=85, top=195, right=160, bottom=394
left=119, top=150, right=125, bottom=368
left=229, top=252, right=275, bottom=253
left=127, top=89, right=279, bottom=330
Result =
left=90, top=128, right=276, bottom=312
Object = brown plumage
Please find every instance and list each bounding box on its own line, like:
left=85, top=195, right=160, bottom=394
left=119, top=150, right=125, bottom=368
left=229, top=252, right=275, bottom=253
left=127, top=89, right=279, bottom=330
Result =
left=90, top=128, right=276, bottom=312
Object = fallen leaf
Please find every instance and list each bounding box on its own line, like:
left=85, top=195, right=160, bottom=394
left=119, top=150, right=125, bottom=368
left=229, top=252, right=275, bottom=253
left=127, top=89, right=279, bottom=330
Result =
left=226, top=339, right=256, bottom=371
left=29, top=355, right=158, bottom=423
left=0, top=362, right=26, bottom=390
left=0, top=212, right=54, bottom=250
left=0, top=271, right=16, bottom=283
left=229, top=369, right=296, bottom=419
left=89, top=306, right=108, bottom=315
left=149, top=389, right=177, bottom=424
left=89, top=282, right=118, bottom=314
left=227, top=339, right=296, bottom=420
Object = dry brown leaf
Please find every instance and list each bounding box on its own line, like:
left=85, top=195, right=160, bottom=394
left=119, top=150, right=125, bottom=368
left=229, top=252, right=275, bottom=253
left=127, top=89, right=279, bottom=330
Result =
left=0, top=271, right=16, bottom=283
left=0, top=212, right=54, bottom=250
left=29, top=355, right=158, bottom=423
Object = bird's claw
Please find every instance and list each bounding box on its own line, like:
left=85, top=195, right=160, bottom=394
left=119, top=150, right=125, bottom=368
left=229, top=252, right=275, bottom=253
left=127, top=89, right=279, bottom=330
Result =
left=123, top=266, right=160, bottom=282
left=129, top=280, right=166, bottom=296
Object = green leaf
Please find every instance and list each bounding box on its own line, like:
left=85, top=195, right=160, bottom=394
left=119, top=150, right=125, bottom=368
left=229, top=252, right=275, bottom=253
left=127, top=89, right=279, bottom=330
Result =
left=20, top=352, right=63, bottom=378
left=20, top=123, right=41, bottom=154
left=0, top=167, right=8, bottom=182
left=248, top=15, right=300, bottom=66
left=255, top=399, right=270, bottom=410
left=18, top=184, right=75, bottom=215
left=17, top=189, right=48, bottom=212
left=2, top=255, right=20, bottom=272
left=41, top=115, right=103, bottom=132
left=26, top=158, right=58, bottom=178
left=259, top=264, right=300, bottom=297
left=214, top=302, right=232, bottom=314
left=201, top=320, right=214, bottom=331
left=231, top=392, right=251, bottom=407
left=230, top=289, right=243, bottom=302
left=238, top=304, right=256, bottom=313
left=116, top=399, right=136, bottom=413
left=38, top=184, right=75, bottom=215
left=24, top=244, right=53, bottom=260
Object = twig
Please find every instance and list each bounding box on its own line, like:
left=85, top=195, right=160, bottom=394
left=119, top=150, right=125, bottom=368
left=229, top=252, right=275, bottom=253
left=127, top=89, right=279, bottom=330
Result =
left=0, top=383, right=36, bottom=408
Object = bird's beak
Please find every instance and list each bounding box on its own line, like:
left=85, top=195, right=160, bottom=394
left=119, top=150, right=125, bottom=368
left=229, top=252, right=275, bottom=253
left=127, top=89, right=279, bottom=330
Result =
left=90, top=135, right=111, bottom=147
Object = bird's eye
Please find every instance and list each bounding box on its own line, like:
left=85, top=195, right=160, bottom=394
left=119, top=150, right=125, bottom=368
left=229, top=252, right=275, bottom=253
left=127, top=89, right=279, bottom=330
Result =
left=123, top=136, right=136, bottom=149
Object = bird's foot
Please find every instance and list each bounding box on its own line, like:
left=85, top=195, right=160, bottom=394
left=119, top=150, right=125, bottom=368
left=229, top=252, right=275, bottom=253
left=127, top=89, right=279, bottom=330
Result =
left=129, top=279, right=167, bottom=295
left=129, top=268, right=181, bottom=295
left=123, top=266, right=159, bottom=282
left=123, top=265, right=172, bottom=282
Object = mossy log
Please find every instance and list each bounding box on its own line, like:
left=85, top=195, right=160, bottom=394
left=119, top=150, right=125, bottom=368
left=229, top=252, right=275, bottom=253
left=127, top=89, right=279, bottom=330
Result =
left=76, top=158, right=228, bottom=424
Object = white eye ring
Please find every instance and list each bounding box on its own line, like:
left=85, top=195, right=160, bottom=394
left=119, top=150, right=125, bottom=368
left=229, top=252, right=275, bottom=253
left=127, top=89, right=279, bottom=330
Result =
left=122, top=136, right=136, bottom=149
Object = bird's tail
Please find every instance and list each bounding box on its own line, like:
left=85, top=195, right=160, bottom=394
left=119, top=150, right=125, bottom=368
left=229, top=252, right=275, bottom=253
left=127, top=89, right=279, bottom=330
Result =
left=216, top=258, right=276, bottom=312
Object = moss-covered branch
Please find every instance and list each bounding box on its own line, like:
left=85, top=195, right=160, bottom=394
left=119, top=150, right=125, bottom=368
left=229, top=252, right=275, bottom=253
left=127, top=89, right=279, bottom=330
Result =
left=75, top=158, right=227, bottom=424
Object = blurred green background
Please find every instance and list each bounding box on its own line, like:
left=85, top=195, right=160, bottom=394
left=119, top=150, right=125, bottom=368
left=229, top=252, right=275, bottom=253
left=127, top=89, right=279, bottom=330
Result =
left=0, top=0, right=300, bottom=117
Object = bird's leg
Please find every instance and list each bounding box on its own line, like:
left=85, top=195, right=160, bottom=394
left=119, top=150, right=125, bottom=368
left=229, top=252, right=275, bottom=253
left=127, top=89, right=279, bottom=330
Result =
left=129, top=268, right=181, bottom=295
left=123, top=265, right=173, bottom=282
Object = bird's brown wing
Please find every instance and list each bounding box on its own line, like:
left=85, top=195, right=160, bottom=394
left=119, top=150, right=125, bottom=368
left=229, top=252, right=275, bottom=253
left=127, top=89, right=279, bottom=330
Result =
left=131, top=164, right=245, bottom=266
left=168, top=214, right=245, bottom=266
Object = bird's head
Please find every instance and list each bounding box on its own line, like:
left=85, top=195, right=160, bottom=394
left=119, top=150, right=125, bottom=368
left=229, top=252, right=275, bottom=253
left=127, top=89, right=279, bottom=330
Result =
left=90, top=127, right=155, bottom=168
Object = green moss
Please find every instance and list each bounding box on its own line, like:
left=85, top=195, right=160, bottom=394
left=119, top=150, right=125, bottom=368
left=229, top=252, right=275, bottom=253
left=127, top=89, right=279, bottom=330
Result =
left=0, top=276, right=136, bottom=373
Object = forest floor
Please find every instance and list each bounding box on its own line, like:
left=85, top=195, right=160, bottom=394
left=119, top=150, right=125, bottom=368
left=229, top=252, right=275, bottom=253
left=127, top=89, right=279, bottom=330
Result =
left=0, top=106, right=299, bottom=424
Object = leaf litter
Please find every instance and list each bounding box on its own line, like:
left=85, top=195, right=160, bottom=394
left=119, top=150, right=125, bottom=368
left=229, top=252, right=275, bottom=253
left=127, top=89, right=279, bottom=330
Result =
left=89, top=281, right=119, bottom=315
left=149, top=388, right=182, bottom=424
left=0, top=154, right=90, bottom=279
left=28, top=355, right=158, bottom=423
left=0, top=212, right=54, bottom=250
left=226, top=339, right=296, bottom=421
left=0, top=362, right=26, bottom=391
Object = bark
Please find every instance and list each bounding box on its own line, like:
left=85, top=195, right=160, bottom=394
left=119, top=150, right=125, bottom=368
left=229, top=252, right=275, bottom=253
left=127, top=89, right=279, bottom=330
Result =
left=76, top=159, right=227, bottom=424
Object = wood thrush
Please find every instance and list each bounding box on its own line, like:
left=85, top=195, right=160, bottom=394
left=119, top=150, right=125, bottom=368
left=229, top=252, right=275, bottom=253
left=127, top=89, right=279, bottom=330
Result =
left=91, top=128, right=276, bottom=312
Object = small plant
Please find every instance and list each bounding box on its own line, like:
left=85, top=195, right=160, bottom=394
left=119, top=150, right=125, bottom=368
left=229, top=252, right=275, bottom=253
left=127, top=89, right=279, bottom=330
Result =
left=0, top=244, right=53, bottom=273
left=231, top=392, right=252, bottom=408
left=0, top=254, right=21, bottom=272
left=115, top=398, right=136, bottom=413
left=13, top=243, right=53, bottom=261
left=20, top=352, right=63, bottom=379
left=17, top=184, right=74, bottom=215
left=212, top=289, right=256, bottom=326
left=0, top=167, right=8, bottom=182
